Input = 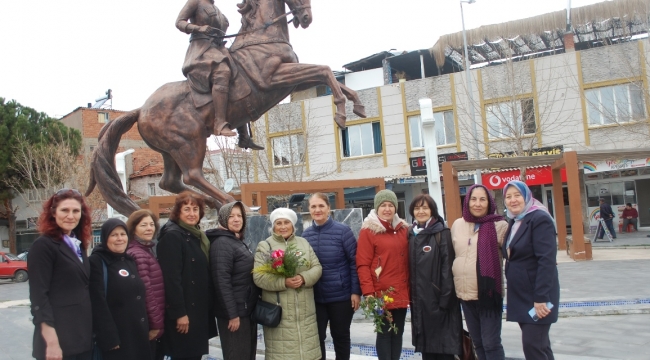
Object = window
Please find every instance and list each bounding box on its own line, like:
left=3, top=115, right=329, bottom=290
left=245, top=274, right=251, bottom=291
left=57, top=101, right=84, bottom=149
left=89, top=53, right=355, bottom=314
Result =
left=148, top=183, right=156, bottom=196
left=341, top=122, right=382, bottom=158
left=586, top=82, right=645, bottom=126
left=408, top=111, right=456, bottom=148
left=98, top=112, right=109, bottom=123
left=316, top=85, right=332, bottom=97
left=485, top=98, right=536, bottom=139
left=272, top=134, right=305, bottom=167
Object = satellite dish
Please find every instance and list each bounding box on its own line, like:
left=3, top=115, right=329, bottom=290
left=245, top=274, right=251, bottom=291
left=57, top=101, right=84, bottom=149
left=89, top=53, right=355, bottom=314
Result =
left=224, top=178, right=235, bottom=193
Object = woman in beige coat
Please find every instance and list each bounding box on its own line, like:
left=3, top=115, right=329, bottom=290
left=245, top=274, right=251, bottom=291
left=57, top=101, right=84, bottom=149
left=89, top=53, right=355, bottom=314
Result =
left=450, top=185, right=508, bottom=360
left=253, top=208, right=323, bottom=360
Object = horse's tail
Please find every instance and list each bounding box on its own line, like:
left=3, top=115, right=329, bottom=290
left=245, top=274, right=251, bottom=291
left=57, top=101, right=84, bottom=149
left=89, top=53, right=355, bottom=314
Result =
left=85, top=109, right=141, bottom=217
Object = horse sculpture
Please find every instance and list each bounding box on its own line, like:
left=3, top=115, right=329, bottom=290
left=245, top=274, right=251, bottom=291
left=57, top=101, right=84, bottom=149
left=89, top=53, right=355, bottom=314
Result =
left=86, top=0, right=367, bottom=216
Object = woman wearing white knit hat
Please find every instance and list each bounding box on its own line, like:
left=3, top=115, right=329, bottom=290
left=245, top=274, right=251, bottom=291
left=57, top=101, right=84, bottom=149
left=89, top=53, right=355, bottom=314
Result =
left=253, top=208, right=323, bottom=360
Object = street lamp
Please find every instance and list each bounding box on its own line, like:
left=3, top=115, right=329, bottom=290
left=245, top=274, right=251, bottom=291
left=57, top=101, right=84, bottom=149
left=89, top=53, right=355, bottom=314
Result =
left=460, top=0, right=482, bottom=185
left=419, top=98, right=445, bottom=220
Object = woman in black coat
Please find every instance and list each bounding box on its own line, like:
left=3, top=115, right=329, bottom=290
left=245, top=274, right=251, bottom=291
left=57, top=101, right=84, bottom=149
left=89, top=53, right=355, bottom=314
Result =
left=207, top=201, right=260, bottom=360
left=407, top=194, right=462, bottom=360
left=89, top=218, right=151, bottom=360
left=157, top=192, right=216, bottom=360
left=29, top=189, right=94, bottom=360
left=503, top=181, right=559, bottom=360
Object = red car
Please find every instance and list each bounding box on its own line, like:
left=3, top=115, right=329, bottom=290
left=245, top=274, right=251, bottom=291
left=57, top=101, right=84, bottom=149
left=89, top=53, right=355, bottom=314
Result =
left=0, top=252, right=28, bottom=282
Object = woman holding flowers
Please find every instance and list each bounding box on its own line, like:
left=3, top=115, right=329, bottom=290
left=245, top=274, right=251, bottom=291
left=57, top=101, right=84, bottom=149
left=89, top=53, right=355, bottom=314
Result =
left=253, top=208, right=322, bottom=360
left=356, top=189, right=409, bottom=360
left=408, top=194, right=462, bottom=360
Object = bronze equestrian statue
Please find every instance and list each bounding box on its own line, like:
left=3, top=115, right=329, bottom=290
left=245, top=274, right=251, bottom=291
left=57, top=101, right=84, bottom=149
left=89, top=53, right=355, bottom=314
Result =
left=86, top=0, right=367, bottom=216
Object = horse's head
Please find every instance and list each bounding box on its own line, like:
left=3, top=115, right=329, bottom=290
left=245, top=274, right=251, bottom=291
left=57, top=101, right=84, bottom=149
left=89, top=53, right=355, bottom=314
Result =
left=286, top=0, right=312, bottom=29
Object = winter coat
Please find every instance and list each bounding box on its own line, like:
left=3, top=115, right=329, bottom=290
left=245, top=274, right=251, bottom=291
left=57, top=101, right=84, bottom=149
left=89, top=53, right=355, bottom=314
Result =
left=302, top=217, right=361, bottom=304
left=207, top=227, right=260, bottom=319
left=253, top=233, right=322, bottom=360
left=408, top=219, right=462, bottom=355
left=503, top=211, right=560, bottom=324
left=29, top=235, right=93, bottom=359
left=450, top=218, right=509, bottom=301
left=157, top=220, right=217, bottom=357
left=126, top=240, right=165, bottom=338
left=356, top=210, right=410, bottom=310
left=89, top=246, right=151, bottom=360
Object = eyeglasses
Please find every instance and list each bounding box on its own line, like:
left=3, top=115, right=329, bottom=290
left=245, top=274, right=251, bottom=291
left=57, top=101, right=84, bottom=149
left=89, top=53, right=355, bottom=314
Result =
left=55, top=188, right=82, bottom=197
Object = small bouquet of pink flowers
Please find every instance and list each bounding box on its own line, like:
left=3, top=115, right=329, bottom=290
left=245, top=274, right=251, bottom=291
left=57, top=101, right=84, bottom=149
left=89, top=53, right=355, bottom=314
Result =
left=359, top=287, right=397, bottom=334
left=253, top=243, right=308, bottom=280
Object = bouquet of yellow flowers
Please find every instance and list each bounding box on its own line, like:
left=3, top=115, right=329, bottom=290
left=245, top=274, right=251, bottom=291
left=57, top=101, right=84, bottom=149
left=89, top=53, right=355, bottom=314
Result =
left=252, top=243, right=308, bottom=279
left=359, top=287, right=397, bottom=334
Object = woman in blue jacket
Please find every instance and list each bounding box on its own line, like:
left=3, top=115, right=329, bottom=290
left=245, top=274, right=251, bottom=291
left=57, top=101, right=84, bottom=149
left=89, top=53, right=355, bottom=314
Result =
left=303, top=193, right=361, bottom=360
left=502, top=181, right=559, bottom=360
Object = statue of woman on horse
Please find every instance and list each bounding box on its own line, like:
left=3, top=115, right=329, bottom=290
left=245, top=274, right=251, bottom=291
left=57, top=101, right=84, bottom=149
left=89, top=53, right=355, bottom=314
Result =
left=176, top=0, right=263, bottom=150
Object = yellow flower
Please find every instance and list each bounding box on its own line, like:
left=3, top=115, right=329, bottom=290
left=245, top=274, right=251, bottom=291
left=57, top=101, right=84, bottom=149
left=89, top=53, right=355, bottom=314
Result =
left=388, top=297, right=394, bottom=303
left=383, top=295, right=389, bottom=302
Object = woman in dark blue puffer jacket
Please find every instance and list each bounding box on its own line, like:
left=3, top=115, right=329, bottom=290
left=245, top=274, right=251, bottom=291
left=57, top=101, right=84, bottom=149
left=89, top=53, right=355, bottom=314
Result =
left=302, top=193, right=361, bottom=360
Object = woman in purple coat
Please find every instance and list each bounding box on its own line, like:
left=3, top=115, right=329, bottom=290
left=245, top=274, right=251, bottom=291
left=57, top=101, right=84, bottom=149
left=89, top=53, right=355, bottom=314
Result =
left=127, top=209, right=166, bottom=360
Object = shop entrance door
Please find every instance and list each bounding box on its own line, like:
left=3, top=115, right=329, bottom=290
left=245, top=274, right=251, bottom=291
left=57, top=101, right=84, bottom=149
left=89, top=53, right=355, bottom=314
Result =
left=636, top=179, right=650, bottom=227
left=543, top=186, right=571, bottom=232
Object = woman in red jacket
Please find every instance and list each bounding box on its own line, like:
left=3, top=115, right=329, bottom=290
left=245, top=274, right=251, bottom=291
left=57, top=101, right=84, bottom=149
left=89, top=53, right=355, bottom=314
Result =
left=356, top=189, right=409, bottom=360
left=126, top=209, right=165, bottom=360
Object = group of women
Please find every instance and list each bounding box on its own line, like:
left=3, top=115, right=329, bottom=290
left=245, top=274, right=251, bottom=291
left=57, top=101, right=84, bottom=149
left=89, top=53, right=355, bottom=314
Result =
left=27, top=179, right=558, bottom=360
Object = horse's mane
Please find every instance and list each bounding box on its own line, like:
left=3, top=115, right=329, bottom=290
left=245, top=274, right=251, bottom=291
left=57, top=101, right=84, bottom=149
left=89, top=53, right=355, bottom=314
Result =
left=237, top=0, right=259, bottom=31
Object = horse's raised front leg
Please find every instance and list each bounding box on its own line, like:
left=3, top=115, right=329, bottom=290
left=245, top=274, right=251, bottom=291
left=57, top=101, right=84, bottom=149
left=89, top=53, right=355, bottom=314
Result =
left=267, top=63, right=349, bottom=128
left=293, top=81, right=366, bottom=119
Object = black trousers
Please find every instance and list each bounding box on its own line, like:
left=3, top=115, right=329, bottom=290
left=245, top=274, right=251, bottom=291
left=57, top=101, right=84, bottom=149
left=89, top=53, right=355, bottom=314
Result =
left=58, top=350, right=92, bottom=360
left=375, top=308, right=407, bottom=360
left=519, top=323, right=554, bottom=360
left=422, top=353, right=455, bottom=360
left=461, top=300, right=505, bottom=360
left=316, top=300, right=355, bottom=360
left=216, top=316, right=257, bottom=360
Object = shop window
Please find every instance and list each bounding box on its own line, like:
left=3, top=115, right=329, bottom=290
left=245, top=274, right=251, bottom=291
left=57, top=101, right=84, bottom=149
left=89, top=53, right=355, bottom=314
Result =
left=408, top=111, right=456, bottom=149
left=624, top=181, right=637, bottom=205
left=148, top=183, right=156, bottom=196
left=486, top=98, right=536, bottom=139
left=272, top=134, right=305, bottom=167
left=341, top=122, right=382, bottom=158
left=586, top=184, right=601, bottom=207
left=602, top=171, right=620, bottom=179
left=611, top=182, right=625, bottom=205
left=586, top=82, right=646, bottom=126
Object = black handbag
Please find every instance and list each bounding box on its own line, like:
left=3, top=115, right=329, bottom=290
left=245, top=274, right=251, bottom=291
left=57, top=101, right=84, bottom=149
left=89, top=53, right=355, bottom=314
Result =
left=252, top=292, right=282, bottom=327
left=461, top=329, right=478, bottom=360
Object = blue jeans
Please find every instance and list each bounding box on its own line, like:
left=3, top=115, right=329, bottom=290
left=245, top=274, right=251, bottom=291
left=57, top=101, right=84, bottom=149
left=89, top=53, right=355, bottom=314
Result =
left=461, top=300, right=505, bottom=360
left=598, top=218, right=617, bottom=239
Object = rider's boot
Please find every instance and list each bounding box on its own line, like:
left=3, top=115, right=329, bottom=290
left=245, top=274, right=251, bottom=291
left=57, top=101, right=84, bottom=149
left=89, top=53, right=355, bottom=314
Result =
left=236, top=124, right=264, bottom=150
left=212, top=75, right=236, bottom=137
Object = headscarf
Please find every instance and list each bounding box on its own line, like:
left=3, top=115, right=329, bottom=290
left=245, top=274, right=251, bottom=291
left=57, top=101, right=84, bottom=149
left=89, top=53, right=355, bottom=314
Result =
left=503, top=180, right=551, bottom=221
left=217, top=201, right=247, bottom=239
left=100, top=218, right=129, bottom=255
left=462, top=184, right=504, bottom=315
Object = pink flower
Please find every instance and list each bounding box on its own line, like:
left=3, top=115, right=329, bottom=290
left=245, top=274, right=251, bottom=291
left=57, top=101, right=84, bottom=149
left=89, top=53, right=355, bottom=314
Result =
left=271, top=249, right=285, bottom=259
left=272, top=260, right=283, bottom=269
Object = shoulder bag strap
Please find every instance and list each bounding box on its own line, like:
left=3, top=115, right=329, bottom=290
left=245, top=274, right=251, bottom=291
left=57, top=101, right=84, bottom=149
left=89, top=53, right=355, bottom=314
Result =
left=434, top=232, right=441, bottom=246
left=101, top=259, right=108, bottom=298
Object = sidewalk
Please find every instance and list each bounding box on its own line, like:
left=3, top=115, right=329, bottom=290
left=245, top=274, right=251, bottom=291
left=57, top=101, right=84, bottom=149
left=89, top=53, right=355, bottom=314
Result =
left=590, top=229, right=650, bottom=248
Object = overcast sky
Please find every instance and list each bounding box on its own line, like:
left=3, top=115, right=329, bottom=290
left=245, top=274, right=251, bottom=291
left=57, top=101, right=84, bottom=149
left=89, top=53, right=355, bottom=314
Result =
left=0, top=0, right=607, bottom=118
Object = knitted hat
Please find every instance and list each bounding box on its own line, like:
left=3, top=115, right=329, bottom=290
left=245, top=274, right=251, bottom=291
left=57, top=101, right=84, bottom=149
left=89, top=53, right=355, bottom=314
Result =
left=374, top=189, right=398, bottom=212
left=270, top=208, right=298, bottom=225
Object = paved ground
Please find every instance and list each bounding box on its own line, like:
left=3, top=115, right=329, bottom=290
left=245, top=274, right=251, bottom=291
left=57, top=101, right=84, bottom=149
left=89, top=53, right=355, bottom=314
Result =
left=4, top=247, right=650, bottom=360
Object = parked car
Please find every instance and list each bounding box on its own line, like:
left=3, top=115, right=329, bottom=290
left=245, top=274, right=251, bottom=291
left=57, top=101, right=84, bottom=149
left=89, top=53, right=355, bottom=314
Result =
left=0, top=252, right=28, bottom=282
left=17, top=250, right=28, bottom=262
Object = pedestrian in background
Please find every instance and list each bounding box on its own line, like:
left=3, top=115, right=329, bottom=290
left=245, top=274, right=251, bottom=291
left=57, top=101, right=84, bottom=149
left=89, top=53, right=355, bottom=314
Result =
left=126, top=209, right=165, bottom=360
left=207, top=201, right=259, bottom=360
left=356, top=189, right=409, bottom=360
left=450, top=184, right=508, bottom=360
left=408, top=194, right=462, bottom=360
left=303, top=193, right=361, bottom=360
left=253, top=208, right=322, bottom=360
left=598, top=198, right=617, bottom=239
left=157, top=191, right=217, bottom=360
left=503, top=180, right=559, bottom=360
left=29, top=189, right=94, bottom=360
left=621, top=203, right=638, bottom=232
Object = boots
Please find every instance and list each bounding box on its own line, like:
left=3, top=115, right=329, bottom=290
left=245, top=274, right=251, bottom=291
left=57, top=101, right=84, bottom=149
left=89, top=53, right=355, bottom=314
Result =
left=212, top=87, right=236, bottom=137
left=237, top=124, right=264, bottom=150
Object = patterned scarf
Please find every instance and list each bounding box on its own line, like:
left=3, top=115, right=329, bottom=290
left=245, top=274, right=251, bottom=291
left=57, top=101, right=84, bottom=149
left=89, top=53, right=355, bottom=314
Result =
left=503, top=180, right=554, bottom=249
left=462, top=184, right=504, bottom=315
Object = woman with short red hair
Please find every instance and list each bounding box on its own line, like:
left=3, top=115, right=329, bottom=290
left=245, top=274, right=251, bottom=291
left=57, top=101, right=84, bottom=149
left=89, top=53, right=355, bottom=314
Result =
left=29, top=189, right=94, bottom=360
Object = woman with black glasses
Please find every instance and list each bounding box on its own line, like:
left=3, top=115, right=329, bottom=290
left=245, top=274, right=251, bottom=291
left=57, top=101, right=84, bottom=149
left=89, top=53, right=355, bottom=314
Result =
left=29, top=189, right=94, bottom=360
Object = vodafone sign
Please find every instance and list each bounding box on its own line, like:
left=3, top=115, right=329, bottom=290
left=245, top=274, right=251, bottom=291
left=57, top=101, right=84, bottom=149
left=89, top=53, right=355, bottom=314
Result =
left=482, top=167, right=567, bottom=190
